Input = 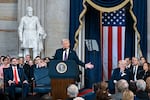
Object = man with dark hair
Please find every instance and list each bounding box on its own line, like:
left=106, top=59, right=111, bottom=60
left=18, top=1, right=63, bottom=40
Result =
left=5, top=58, right=29, bottom=100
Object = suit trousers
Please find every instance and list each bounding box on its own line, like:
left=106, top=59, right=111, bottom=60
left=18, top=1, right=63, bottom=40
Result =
left=8, top=82, right=29, bottom=99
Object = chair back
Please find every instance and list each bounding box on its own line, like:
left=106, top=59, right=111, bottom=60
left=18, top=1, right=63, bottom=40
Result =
left=34, top=67, right=50, bottom=86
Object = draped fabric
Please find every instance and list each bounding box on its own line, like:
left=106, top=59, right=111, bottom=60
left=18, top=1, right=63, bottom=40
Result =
left=133, top=0, right=147, bottom=58
left=90, top=0, right=127, bottom=7
left=69, top=0, right=83, bottom=49
left=69, top=0, right=147, bottom=88
left=85, top=5, right=101, bottom=88
left=125, top=0, right=147, bottom=58
left=124, top=4, right=135, bottom=58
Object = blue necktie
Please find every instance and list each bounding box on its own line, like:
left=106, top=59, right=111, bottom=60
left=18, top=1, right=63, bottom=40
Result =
left=64, top=50, right=67, bottom=61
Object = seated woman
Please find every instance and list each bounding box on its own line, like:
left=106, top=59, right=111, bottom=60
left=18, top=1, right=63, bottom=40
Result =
left=137, top=62, right=150, bottom=81
left=0, top=57, right=10, bottom=90
left=0, top=57, right=10, bottom=79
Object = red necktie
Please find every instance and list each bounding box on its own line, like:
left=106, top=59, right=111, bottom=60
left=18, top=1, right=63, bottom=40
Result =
left=14, top=67, right=18, bottom=84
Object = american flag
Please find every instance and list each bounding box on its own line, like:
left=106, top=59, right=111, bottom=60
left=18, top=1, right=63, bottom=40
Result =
left=102, top=8, right=126, bottom=81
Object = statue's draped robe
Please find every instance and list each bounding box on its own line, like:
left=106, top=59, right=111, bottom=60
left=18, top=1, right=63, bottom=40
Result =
left=18, top=16, right=46, bottom=53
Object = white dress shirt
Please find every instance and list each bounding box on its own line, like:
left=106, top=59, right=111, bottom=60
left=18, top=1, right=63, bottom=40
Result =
left=63, top=48, right=69, bottom=61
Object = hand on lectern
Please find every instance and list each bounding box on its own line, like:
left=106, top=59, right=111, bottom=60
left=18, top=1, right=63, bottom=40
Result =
left=85, top=62, right=94, bottom=69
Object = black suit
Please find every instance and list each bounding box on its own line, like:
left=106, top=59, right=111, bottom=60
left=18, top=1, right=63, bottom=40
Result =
left=5, top=66, right=29, bottom=99
left=54, top=48, right=85, bottom=67
left=135, top=90, right=149, bottom=100
left=137, top=70, right=150, bottom=81
left=130, top=65, right=143, bottom=81
left=23, top=64, right=34, bottom=82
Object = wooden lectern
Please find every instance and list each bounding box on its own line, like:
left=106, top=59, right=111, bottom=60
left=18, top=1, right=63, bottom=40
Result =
left=48, top=60, right=79, bottom=100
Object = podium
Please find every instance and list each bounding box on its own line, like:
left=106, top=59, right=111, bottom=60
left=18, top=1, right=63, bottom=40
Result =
left=48, top=60, right=79, bottom=100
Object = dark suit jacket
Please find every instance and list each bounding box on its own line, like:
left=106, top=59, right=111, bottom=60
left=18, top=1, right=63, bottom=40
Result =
left=135, top=90, right=149, bottom=100
left=23, top=64, right=34, bottom=82
left=130, top=65, right=143, bottom=81
left=54, top=48, right=85, bottom=67
left=5, top=65, right=28, bottom=83
left=137, top=70, right=150, bottom=81
left=108, top=68, right=130, bottom=94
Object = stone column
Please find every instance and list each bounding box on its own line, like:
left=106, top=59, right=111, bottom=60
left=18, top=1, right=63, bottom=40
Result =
left=45, top=0, right=70, bottom=58
left=0, top=0, right=18, bottom=56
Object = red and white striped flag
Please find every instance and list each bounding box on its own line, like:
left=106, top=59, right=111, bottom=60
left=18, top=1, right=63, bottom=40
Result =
left=102, top=8, right=126, bottom=81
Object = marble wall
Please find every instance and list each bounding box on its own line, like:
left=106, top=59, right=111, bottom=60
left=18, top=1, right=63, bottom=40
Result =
left=0, top=0, right=70, bottom=57
left=45, top=0, right=70, bottom=58
left=0, top=1, right=18, bottom=56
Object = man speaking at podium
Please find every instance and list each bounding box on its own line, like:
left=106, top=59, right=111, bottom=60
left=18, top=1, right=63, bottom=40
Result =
left=54, top=39, right=94, bottom=69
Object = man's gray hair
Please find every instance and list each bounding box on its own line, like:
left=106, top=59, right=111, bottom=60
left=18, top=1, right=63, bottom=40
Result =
left=116, top=79, right=129, bottom=92
left=136, top=79, right=146, bottom=91
left=67, top=84, right=79, bottom=97
left=61, top=39, right=69, bottom=43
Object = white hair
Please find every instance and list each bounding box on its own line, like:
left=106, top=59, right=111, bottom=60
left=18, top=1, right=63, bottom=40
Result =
left=67, top=84, right=79, bottom=97
left=136, top=79, right=146, bottom=91
left=61, top=38, right=69, bottom=43
left=116, top=79, right=129, bottom=92
left=26, top=6, right=33, bottom=12
left=73, top=97, right=85, bottom=100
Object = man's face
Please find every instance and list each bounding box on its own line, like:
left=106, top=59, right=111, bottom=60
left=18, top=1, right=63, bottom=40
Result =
left=35, top=57, right=40, bottom=64
left=141, top=57, right=146, bottom=64
left=125, top=58, right=130, bottom=65
left=25, top=55, right=31, bottom=61
left=11, top=59, right=18, bottom=66
left=62, top=40, right=70, bottom=49
left=133, top=58, right=139, bottom=66
left=27, top=9, right=33, bottom=17
left=19, top=58, right=24, bottom=64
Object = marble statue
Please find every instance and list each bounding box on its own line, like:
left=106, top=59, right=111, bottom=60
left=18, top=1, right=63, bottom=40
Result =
left=18, top=6, right=46, bottom=58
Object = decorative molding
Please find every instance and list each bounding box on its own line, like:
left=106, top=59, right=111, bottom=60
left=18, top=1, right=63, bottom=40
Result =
left=0, top=0, right=17, bottom=3
left=0, top=29, right=17, bottom=32
left=0, top=17, right=17, bottom=21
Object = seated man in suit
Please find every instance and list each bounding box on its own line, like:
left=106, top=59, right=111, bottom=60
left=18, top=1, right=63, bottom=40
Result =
left=54, top=39, right=94, bottom=69
left=5, top=58, right=29, bottom=100
left=130, top=57, right=143, bottom=82
left=108, top=60, right=130, bottom=94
